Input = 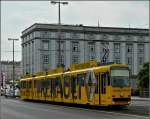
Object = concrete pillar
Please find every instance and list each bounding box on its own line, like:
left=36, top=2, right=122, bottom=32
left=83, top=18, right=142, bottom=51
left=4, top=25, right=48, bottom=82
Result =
left=51, top=39, right=56, bottom=69
left=121, top=43, right=126, bottom=64
left=80, top=41, right=85, bottom=63
left=133, top=43, right=138, bottom=75
left=95, top=42, right=100, bottom=62
left=65, top=40, right=71, bottom=69
left=84, top=41, right=88, bottom=62
left=145, top=43, right=150, bottom=62
left=109, top=42, right=114, bottom=62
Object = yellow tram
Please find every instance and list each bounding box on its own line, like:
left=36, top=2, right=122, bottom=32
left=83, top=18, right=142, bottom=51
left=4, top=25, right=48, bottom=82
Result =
left=20, top=61, right=131, bottom=106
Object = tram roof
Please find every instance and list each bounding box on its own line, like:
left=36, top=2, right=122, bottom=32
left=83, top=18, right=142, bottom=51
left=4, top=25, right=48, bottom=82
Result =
left=20, top=63, right=128, bottom=81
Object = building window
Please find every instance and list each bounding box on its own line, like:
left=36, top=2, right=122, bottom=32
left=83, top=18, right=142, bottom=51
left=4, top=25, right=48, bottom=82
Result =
left=60, top=32, right=66, bottom=39
left=114, top=43, right=120, bottom=53
left=43, top=55, right=49, bottom=64
left=126, top=44, right=133, bottom=53
left=138, top=44, right=144, bottom=53
left=71, top=33, right=79, bottom=39
left=72, top=55, right=79, bottom=64
left=57, top=41, right=65, bottom=51
left=137, top=44, right=144, bottom=66
left=89, top=55, right=95, bottom=60
left=138, top=57, right=144, bottom=65
left=114, top=43, right=120, bottom=63
left=43, top=41, right=49, bottom=50
left=57, top=54, right=65, bottom=66
left=72, top=42, right=79, bottom=52
left=88, top=42, right=95, bottom=60
left=114, top=58, right=120, bottom=64
left=60, top=55, right=64, bottom=65
left=88, top=42, right=95, bottom=52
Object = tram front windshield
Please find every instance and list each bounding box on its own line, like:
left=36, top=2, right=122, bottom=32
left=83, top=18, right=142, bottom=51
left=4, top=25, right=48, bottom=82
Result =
left=111, top=67, right=130, bottom=87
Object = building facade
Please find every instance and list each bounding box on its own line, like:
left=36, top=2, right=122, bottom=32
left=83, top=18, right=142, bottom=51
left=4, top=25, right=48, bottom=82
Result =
left=21, top=23, right=149, bottom=79
left=0, top=61, right=21, bottom=87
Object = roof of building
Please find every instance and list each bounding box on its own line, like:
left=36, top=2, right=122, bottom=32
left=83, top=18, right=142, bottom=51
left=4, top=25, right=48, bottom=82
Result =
left=21, top=23, right=149, bottom=37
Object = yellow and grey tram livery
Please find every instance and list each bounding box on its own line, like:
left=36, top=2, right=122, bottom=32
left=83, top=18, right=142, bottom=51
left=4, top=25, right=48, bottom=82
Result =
left=20, top=61, right=131, bottom=106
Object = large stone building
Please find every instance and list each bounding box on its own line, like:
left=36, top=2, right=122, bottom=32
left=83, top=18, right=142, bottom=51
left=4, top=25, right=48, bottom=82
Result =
left=21, top=23, right=149, bottom=79
left=0, top=61, right=21, bottom=87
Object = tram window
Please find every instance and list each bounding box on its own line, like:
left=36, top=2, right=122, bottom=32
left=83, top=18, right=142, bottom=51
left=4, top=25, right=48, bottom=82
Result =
left=101, top=74, right=106, bottom=94
left=55, top=78, right=60, bottom=87
left=95, top=74, right=98, bottom=94
left=41, top=80, right=46, bottom=88
left=28, top=81, right=32, bottom=88
left=47, top=79, right=51, bottom=88
left=21, top=82, right=23, bottom=88
left=27, top=82, right=29, bottom=88
left=37, top=80, right=42, bottom=90
left=71, top=76, right=76, bottom=93
left=64, top=76, right=69, bottom=87
left=77, top=74, right=85, bottom=86
left=34, top=80, right=37, bottom=88
left=20, top=82, right=23, bottom=88
left=45, top=79, right=50, bottom=88
left=23, top=82, right=26, bottom=88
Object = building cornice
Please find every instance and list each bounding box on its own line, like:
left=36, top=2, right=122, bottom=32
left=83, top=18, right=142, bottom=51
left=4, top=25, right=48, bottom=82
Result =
left=21, top=23, right=149, bottom=38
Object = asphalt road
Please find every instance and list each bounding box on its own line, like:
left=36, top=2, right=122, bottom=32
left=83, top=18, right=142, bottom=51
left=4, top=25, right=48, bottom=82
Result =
left=1, top=97, right=149, bottom=119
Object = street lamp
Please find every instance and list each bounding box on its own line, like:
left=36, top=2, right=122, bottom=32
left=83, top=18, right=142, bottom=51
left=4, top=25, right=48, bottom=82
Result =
left=51, top=0, right=68, bottom=67
left=8, top=38, right=19, bottom=97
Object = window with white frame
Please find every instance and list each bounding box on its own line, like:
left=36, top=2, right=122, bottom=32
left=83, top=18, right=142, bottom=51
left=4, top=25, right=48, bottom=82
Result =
left=43, top=55, right=49, bottom=64
left=114, top=57, right=120, bottom=64
left=89, top=55, right=95, bottom=60
left=88, top=42, right=95, bottom=52
left=138, top=57, right=144, bottom=65
left=57, top=41, right=65, bottom=51
left=138, top=44, right=144, bottom=54
left=114, top=43, right=120, bottom=63
left=126, top=44, right=133, bottom=53
left=60, top=32, right=66, bottom=39
left=43, top=41, right=49, bottom=50
left=138, top=44, right=144, bottom=66
left=57, top=54, right=65, bottom=66
left=72, top=55, right=79, bottom=64
left=72, top=42, right=79, bottom=52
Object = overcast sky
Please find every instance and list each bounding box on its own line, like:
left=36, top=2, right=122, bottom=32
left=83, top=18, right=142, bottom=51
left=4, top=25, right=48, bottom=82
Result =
left=1, top=1, right=149, bottom=61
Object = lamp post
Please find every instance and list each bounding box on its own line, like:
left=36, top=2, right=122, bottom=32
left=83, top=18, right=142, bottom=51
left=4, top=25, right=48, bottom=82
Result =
left=8, top=38, right=19, bottom=97
left=51, top=0, right=68, bottom=67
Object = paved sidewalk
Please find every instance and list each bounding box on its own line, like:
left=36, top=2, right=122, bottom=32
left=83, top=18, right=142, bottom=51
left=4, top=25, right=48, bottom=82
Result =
left=131, top=96, right=149, bottom=101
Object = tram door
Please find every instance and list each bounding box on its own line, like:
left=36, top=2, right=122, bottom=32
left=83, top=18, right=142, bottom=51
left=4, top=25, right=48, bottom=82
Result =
left=99, top=72, right=110, bottom=105
left=94, top=73, right=101, bottom=105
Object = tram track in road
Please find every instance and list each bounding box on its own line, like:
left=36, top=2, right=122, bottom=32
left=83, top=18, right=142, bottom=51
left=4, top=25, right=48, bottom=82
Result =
left=2, top=97, right=149, bottom=118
